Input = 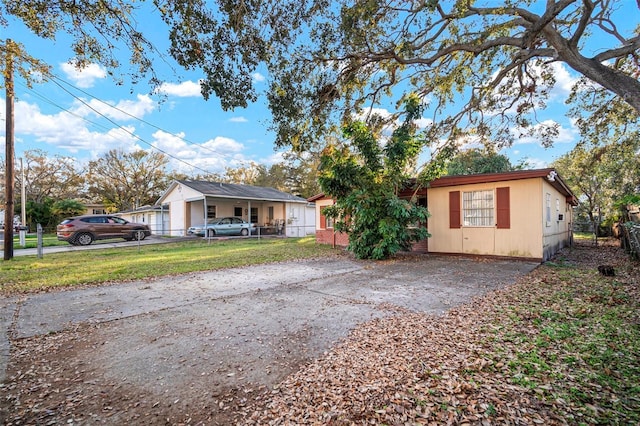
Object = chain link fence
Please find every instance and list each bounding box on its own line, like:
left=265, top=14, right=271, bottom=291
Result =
left=621, top=222, right=640, bottom=260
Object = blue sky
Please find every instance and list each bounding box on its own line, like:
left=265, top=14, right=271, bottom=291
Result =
left=0, top=3, right=636, bottom=176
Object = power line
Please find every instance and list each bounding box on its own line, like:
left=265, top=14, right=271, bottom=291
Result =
left=15, top=79, right=218, bottom=176
left=50, top=74, right=243, bottom=161
left=48, top=78, right=218, bottom=175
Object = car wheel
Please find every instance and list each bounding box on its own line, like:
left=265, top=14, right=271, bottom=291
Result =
left=132, top=230, right=146, bottom=241
left=241, top=228, right=249, bottom=236
left=207, top=229, right=216, bottom=238
left=75, top=232, right=94, bottom=246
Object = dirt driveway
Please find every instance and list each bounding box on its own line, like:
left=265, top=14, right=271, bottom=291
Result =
left=0, top=254, right=538, bottom=424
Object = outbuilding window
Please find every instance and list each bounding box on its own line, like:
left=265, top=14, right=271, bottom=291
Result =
left=449, top=187, right=510, bottom=229
left=545, top=193, right=551, bottom=226
left=463, top=190, right=494, bottom=227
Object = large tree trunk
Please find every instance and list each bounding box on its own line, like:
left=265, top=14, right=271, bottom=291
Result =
left=544, top=27, right=640, bottom=114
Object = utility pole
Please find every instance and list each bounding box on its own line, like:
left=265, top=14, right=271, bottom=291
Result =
left=20, top=157, right=26, bottom=226
left=4, top=39, right=15, bottom=260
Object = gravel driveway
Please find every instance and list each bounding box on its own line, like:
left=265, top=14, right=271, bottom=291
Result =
left=0, top=254, right=538, bottom=424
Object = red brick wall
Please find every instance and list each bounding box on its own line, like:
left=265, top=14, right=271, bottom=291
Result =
left=316, top=229, right=349, bottom=247
left=411, top=238, right=428, bottom=253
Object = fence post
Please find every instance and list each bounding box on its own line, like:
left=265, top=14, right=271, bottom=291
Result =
left=19, top=226, right=26, bottom=247
left=36, top=223, right=43, bottom=259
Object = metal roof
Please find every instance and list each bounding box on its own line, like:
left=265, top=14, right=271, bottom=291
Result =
left=177, top=180, right=308, bottom=203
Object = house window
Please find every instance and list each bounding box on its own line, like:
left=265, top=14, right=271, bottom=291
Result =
left=320, top=206, right=334, bottom=229
left=250, top=207, right=258, bottom=224
left=234, top=206, right=243, bottom=217
left=463, top=190, right=494, bottom=227
left=92, top=209, right=106, bottom=215
left=207, top=205, right=216, bottom=219
left=268, top=206, right=274, bottom=222
left=545, top=193, right=551, bottom=226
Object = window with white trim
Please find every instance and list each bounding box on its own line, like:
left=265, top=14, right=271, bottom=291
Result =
left=462, top=190, right=494, bottom=227
left=320, top=206, right=334, bottom=229
left=207, top=205, right=217, bottom=219
left=545, top=193, right=551, bottom=226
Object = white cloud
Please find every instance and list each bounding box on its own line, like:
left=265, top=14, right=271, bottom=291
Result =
left=513, top=119, right=578, bottom=145
left=152, top=130, right=249, bottom=174
left=252, top=72, right=266, bottom=83
left=414, top=117, right=433, bottom=129
left=60, top=62, right=106, bottom=88
left=229, top=116, right=248, bottom=123
left=157, top=81, right=202, bottom=97
left=526, top=157, right=551, bottom=168
left=73, top=94, right=156, bottom=121
left=548, top=62, right=578, bottom=101
left=11, top=99, right=141, bottom=155
left=260, top=151, right=285, bottom=166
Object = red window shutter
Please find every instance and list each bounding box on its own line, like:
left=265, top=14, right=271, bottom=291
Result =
left=320, top=207, right=327, bottom=229
left=449, top=191, right=461, bottom=229
left=496, top=187, right=510, bottom=229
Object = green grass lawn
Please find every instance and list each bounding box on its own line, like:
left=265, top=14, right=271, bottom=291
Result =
left=1, top=235, right=637, bottom=423
left=0, top=236, right=340, bottom=294
left=11, top=233, right=69, bottom=249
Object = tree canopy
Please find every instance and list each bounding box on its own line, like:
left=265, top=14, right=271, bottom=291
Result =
left=86, top=149, right=170, bottom=211
left=552, top=135, right=640, bottom=232
left=319, top=95, right=430, bottom=260
left=445, top=148, right=523, bottom=176
left=2, top=1, right=638, bottom=154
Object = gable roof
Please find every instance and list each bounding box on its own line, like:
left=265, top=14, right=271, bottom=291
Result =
left=307, top=168, right=578, bottom=205
left=159, top=180, right=308, bottom=204
left=429, top=168, right=578, bottom=205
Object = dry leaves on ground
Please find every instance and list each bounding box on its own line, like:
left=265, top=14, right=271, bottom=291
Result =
left=244, top=240, right=639, bottom=425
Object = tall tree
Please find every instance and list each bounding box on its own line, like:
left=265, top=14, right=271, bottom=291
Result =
left=552, top=137, right=640, bottom=239
left=281, top=151, right=323, bottom=199
left=86, top=149, right=170, bottom=211
left=221, top=155, right=321, bottom=198
left=222, top=162, right=265, bottom=185
left=164, top=0, right=640, bottom=151
left=446, top=148, right=521, bottom=176
left=19, top=149, right=86, bottom=204
left=2, top=1, right=638, bottom=155
left=319, top=95, right=429, bottom=260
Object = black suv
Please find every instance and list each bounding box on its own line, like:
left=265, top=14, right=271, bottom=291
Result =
left=57, top=215, right=151, bottom=246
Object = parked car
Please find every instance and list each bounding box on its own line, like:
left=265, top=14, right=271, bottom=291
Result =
left=57, top=214, right=151, bottom=246
left=188, top=217, right=255, bottom=237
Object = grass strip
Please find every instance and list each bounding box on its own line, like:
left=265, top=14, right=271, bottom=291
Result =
left=0, top=237, right=340, bottom=295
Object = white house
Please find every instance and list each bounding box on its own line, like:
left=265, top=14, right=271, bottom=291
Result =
left=156, top=180, right=315, bottom=237
left=116, top=205, right=171, bottom=236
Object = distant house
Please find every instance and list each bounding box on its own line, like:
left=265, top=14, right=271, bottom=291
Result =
left=310, top=168, right=578, bottom=262
left=157, top=180, right=316, bottom=237
left=116, top=205, right=170, bottom=236
left=82, top=203, right=108, bottom=215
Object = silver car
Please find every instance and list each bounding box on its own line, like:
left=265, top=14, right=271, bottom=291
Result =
left=188, top=217, right=255, bottom=237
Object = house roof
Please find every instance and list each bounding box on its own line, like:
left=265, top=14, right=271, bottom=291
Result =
left=117, top=204, right=168, bottom=214
left=160, top=180, right=309, bottom=204
left=307, top=168, right=578, bottom=205
left=307, top=193, right=327, bottom=202
left=429, top=168, right=578, bottom=205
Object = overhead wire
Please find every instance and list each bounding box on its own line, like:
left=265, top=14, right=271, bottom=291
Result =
left=50, top=74, right=243, bottom=161
left=46, top=77, right=218, bottom=175
left=10, top=47, right=246, bottom=175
